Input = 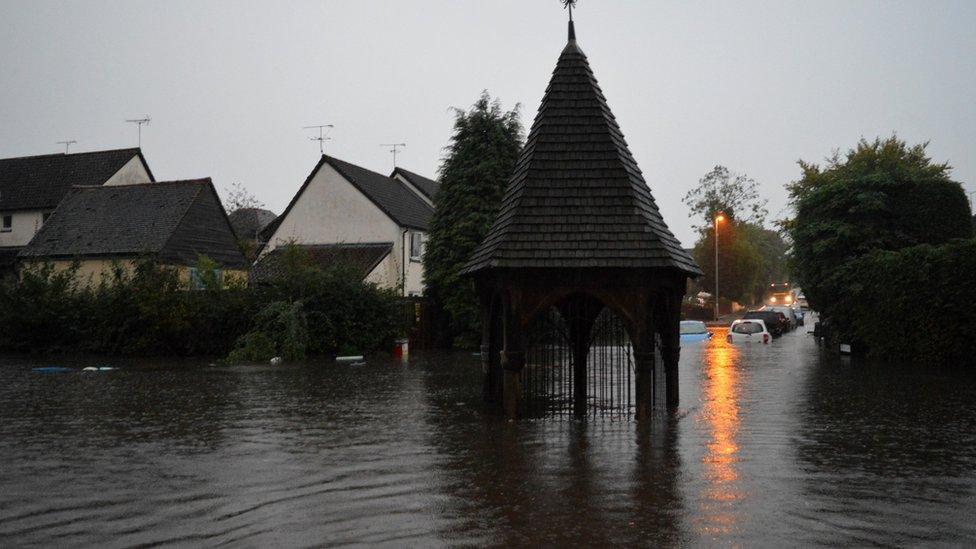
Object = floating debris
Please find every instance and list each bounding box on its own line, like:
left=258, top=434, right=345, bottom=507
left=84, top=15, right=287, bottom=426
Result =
left=32, top=367, right=73, bottom=374
left=336, top=355, right=364, bottom=363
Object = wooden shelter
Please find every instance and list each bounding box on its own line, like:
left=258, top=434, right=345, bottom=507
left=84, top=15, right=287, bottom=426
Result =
left=461, top=20, right=701, bottom=419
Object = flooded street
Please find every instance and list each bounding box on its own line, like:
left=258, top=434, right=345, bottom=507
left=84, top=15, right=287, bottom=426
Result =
left=2, top=325, right=975, bottom=547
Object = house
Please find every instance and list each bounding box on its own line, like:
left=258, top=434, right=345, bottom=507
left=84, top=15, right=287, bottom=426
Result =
left=0, top=148, right=154, bottom=277
left=257, top=155, right=436, bottom=296
left=18, top=179, right=247, bottom=287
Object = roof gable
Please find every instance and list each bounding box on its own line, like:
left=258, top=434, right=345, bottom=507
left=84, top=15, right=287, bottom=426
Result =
left=462, top=26, right=701, bottom=276
left=391, top=167, right=440, bottom=202
left=265, top=156, right=434, bottom=251
left=19, top=179, right=245, bottom=268
left=323, top=156, right=433, bottom=230
left=0, top=148, right=153, bottom=212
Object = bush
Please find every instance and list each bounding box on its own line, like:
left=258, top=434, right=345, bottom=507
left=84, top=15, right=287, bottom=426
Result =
left=789, top=137, right=972, bottom=327
left=836, top=240, right=976, bottom=365
left=0, top=250, right=401, bottom=360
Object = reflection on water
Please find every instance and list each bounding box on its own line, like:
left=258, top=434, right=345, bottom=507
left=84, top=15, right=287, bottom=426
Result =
left=698, top=333, right=742, bottom=536
left=1, top=325, right=976, bottom=546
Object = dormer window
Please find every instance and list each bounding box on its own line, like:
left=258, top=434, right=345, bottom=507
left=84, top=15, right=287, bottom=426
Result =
left=1, top=214, right=11, bottom=233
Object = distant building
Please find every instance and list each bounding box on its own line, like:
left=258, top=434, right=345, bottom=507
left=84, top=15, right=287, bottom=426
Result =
left=18, top=179, right=247, bottom=287
left=0, top=148, right=153, bottom=277
left=228, top=206, right=276, bottom=259
left=228, top=207, right=277, bottom=242
left=257, top=155, right=436, bottom=295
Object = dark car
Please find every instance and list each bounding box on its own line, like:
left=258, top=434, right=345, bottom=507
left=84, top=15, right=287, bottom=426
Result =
left=743, top=310, right=784, bottom=337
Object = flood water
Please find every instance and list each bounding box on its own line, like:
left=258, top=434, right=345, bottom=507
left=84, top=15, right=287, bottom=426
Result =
left=2, top=322, right=975, bottom=547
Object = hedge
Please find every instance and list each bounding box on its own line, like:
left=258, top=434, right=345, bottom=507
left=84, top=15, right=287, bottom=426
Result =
left=0, top=252, right=401, bottom=360
left=836, top=239, right=976, bottom=366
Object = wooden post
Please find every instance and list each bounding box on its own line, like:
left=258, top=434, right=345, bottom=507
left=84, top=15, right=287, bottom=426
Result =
left=501, top=290, right=525, bottom=419
left=634, top=350, right=655, bottom=420
left=501, top=350, right=525, bottom=419
left=661, top=294, right=682, bottom=410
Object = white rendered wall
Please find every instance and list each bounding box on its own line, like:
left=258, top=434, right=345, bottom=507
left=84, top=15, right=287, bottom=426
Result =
left=103, top=156, right=152, bottom=186
left=0, top=210, right=45, bottom=247
left=263, top=162, right=430, bottom=295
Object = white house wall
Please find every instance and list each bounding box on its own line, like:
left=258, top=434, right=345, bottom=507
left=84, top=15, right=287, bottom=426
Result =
left=103, top=155, right=152, bottom=186
left=263, top=162, right=426, bottom=295
left=0, top=210, right=45, bottom=247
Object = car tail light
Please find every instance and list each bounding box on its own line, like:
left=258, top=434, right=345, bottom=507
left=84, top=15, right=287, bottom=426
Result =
left=763, top=333, right=769, bottom=344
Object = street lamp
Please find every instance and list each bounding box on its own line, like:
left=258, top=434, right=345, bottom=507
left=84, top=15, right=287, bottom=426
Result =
left=714, top=212, right=725, bottom=320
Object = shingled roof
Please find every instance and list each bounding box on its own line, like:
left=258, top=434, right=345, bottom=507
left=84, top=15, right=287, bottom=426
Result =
left=251, top=242, right=392, bottom=283
left=391, top=167, right=440, bottom=202
left=462, top=22, right=701, bottom=276
left=19, top=179, right=246, bottom=269
left=0, top=148, right=152, bottom=211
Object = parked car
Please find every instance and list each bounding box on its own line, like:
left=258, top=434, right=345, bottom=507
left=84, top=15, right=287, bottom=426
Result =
left=796, top=294, right=809, bottom=310
left=680, top=320, right=712, bottom=343
left=727, top=319, right=771, bottom=344
left=761, top=305, right=798, bottom=330
left=742, top=310, right=784, bottom=337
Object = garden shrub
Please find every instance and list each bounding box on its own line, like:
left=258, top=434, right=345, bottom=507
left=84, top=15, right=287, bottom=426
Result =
left=0, top=249, right=401, bottom=360
left=835, top=239, right=976, bottom=365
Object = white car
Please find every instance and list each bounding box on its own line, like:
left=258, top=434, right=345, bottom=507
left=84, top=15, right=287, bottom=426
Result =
left=727, top=319, right=771, bottom=344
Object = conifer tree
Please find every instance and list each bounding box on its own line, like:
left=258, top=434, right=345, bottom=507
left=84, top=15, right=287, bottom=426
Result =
left=424, top=92, right=522, bottom=347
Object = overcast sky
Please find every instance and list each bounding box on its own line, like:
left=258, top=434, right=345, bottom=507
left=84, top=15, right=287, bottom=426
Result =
left=1, top=1, right=974, bottom=245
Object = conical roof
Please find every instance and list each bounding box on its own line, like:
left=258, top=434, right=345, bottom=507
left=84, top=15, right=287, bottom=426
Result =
left=462, top=22, right=701, bottom=277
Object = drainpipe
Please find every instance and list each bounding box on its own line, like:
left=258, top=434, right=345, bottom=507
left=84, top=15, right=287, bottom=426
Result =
left=401, top=229, right=408, bottom=297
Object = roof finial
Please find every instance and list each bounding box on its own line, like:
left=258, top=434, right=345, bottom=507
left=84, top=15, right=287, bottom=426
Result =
left=562, top=0, right=577, bottom=41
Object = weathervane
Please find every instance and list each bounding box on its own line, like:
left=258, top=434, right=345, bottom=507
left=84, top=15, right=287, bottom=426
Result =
left=562, top=0, right=577, bottom=21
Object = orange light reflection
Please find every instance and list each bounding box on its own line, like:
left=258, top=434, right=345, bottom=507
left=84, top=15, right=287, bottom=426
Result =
left=698, top=327, right=742, bottom=536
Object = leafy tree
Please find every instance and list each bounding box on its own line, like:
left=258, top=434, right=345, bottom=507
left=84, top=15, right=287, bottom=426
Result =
left=683, top=165, right=768, bottom=231
left=692, top=221, right=763, bottom=304
left=424, top=92, right=523, bottom=347
left=787, top=136, right=972, bottom=333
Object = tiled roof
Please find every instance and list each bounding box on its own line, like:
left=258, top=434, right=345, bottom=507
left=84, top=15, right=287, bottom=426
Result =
left=462, top=23, right=701, bottom=276
left=263, top=156, right=434, bottom=251
left=0, top=148, right=151, bottom=211
left=323, top=156, right=433, bottom=230
left=392, top=167, right=440, bottom=202
left=228, top=207, right=276, bottom=240
left=18, top=179, right=246, bottom=268
left=251, top=242, right=392, bottom=283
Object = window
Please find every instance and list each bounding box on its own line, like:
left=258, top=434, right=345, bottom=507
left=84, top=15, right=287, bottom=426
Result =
left=733, top=322, right=764, bottom=335
left=1, top=214, right=11, bottom=232
left=188, top=267, right=224, bottom=290
left=409, top=231, right=423, bottom=261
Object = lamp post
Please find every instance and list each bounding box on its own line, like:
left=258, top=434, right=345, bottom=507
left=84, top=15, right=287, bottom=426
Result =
left=714, top=212, right=725, bottom=320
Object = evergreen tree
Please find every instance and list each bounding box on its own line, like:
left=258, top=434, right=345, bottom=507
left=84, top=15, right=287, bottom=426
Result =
left=424, top=92, right=523, bottom=347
